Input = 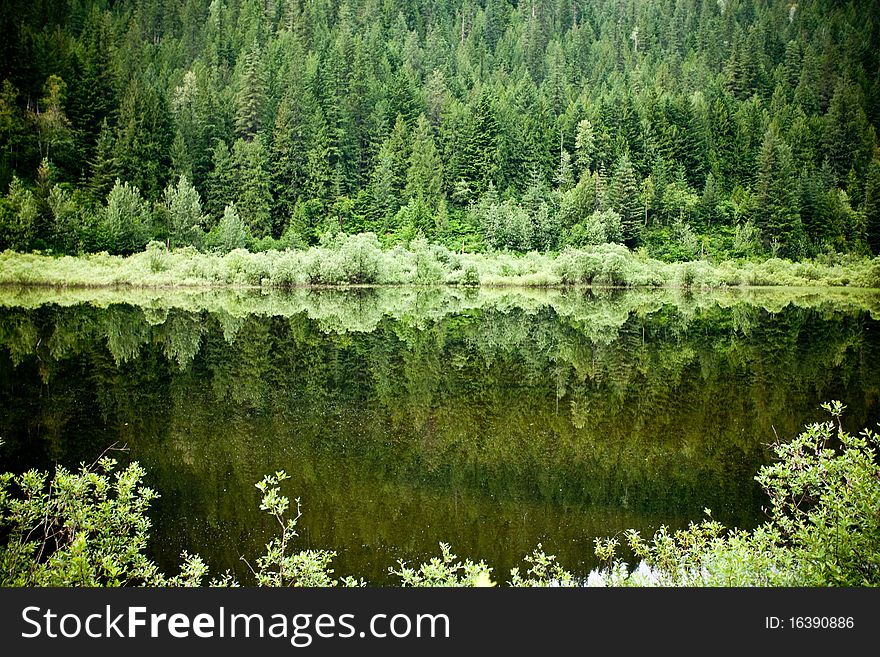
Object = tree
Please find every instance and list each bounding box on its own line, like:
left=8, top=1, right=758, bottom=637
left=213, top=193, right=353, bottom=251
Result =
left=206, top=140, right=236, bottom=220
left=699, top=172, right=722, bottom=229
left=369, top=116, right=408, bottom=230
left=405, top=114, right=443, bottom=208
left=164, top=174, right=206, bottom=248
left=115, top=77, right=174, bottom=200
left=566, top=209, right=623, bottom=247
left=461, top=89, right=501, bottom=199
left=607, top=153, right=641, bottom=245
left=234, top=42, right=268, bottom=141
left=46, top=183, right=80, bottom=254
left=303, top=110, right=333, bottom=209
left=824, top=78, right=871, bottom=183
left=30, top=75, right=74, bottom=164
left=67, top=7, right=117, bottom=160
left=0, top=175, right=38, bottom=250
left=101, top=179, right=152, bottom=254
left=232, top=136, right=272, bottom=239
left=206, top=203, right=249, bottom=253
left=755, top=128, right=802, bottom=255
left=555, top=148, right=574, bottom=192
left=87, top=119, right=117, bottom=202
left=558, top=172, right=597, bottom=231
left=0, top=80, right=27, bottom=189
left=863, top=160, right=880, bottom=255
left=574, top=119, right=595, bottom=176
left=271, top=91, right=312, bottom=231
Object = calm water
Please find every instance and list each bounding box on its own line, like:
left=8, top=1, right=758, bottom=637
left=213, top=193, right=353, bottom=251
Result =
left=1, top=286, right=878, bottom=584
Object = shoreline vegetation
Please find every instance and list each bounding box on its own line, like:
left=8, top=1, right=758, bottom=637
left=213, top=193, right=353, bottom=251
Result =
left=1, top=282, right=879, bottom=337
left=1, top=403, right=878, bottom=587
left=1, top=236, right=879, bottom=291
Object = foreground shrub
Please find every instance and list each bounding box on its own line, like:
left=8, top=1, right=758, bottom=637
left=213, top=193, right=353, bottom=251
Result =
left=586, top=402, right=880, bottom=586
left=0, top=453, right=163, bottom=586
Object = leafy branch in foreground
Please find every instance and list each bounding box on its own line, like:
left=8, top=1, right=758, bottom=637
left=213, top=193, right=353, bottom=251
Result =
left=0, top=455, right=161, bottom=586
left=391, top=542, right=494, bottom=587
left=241, top=470, right=362, bottom=587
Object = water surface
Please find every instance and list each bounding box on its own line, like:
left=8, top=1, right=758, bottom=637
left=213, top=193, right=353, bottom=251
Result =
left=1, top=286, right=878, bottom=584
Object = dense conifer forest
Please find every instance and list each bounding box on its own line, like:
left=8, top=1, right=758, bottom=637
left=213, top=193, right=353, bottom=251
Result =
left=1, top=0, right=879, bottom=263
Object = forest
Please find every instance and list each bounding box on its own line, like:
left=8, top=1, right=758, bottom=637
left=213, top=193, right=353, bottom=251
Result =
left=1, top=0, right=880, bottom=264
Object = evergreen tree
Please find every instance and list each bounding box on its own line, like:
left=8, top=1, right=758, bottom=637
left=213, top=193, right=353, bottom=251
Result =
left=824, top=77, right=871, bottom=182
left=0, top=80, right=27, bottom=190
left=67, top=7, right=116, bottom=160
left=232, top=136, right=272, bottom=239
left=115, top=76, right=173, bottom=200
left=87, top=119, right=118, bottom=203
left=699, top=172, right=722, bottom=229
left=271, top=92, right=312, bottom=231
left=164, top=174, right=206, bottom=248
left=755, top=127, right=802, bottom=255
left=864, top=159, right=880, bottom=255
left=405, top=114, right=443, bottom=207
left=303, top=111, right=333, bottom=208
left=101, top=180, right=152, bottom=254
left=607, top=153, right=641, bottom=245
left=234, top=43, right=268, bottom=140
left=206, top=141, right=236, bottom=220
left=574, top=119, right=595, bottom=176
left=558, top=172, right=597, bottom=231
left=461, top=89, right=501, bottom=199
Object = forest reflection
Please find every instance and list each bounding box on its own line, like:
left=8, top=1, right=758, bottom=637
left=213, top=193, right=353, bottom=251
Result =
left=1, top=286, right=877, bottom=583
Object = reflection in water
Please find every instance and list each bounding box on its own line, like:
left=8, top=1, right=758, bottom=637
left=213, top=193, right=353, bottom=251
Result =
left=0, top=287, right=878, bottom=584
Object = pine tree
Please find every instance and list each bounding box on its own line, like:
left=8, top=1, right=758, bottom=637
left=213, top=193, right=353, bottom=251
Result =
left=303, top=109, right=332, bottom=207
left=115, top=76, right=173, bottom=200
left=798, top=169, right=826, bottom=248
left=405, top=114, right=443, bottom=207
left=864, top=159, right=880, bottom=255
left=555, top=148, right=574, bottom=192
left=87, top=118, right=118, bottom=203
left=607, top=153, right=641, bottom=245
left=699, top=172, right=722, bottom=229
left=164, top=174, right=206, bottom=248
left=0, top=80, right=27, bottom=188
left=232, top=135, right=272, bottom=239
left=755, top=127, right=802, bottom=255
left=824, top=78, right=871, bottom=183
left=271, top=92, right=312, bottom=230
left=67, top=7, right=116, bottom=160
left=461, top=89, right=501, bottom=198
left=234, top=42, right=268, bottom=141
left=574, top=119, right=595, bottom=176
left=206, top=140, right=236, bottom=220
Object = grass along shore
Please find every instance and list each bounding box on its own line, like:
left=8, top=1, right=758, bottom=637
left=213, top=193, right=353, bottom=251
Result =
left=1, top=234, right=879, bottom=290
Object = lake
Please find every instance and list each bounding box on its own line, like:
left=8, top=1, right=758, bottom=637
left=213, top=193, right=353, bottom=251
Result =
left=1, top=286, right=878, bottom=584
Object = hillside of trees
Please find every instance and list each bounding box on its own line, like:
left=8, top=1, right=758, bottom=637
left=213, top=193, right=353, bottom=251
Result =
left=1, top=0, right=879, bottom=262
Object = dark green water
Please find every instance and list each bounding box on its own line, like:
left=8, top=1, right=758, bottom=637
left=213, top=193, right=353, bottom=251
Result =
left=1, top=286, right=878, bottom=584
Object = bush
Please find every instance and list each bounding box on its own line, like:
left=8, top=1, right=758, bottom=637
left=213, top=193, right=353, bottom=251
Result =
left=0, top=455, right=163, bottom=586
left=586, top=402, right=880, bottom=586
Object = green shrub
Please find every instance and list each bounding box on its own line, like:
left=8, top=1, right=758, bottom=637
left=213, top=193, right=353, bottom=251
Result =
left=587, top=402, right=880, bottom=587
left=0, top=456, right=163, bottom=586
